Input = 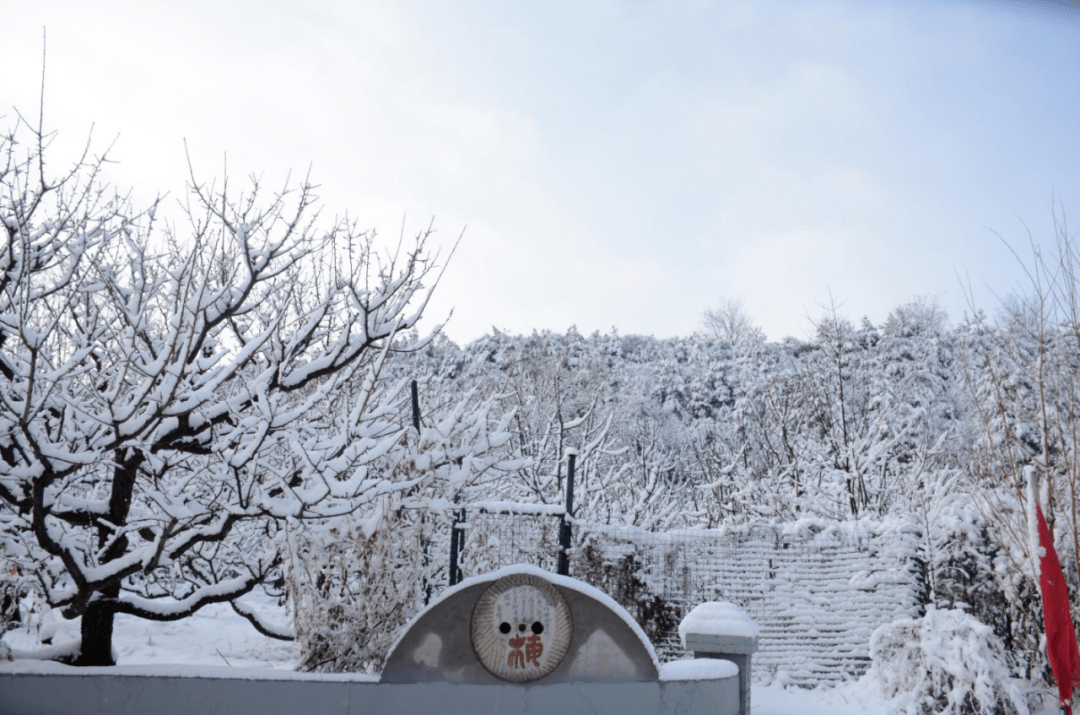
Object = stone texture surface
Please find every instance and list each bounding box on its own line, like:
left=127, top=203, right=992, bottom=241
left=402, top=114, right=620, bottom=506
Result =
left=0, top=672, right=739, bottom=715
left=381, top=576, right=658, bottom=684
left=684, top=632, right=759, bottom=655
left=472, top=574, right=573, bottom=682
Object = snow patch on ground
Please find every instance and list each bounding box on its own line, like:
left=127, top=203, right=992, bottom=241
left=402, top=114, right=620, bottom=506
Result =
left=751, top=678, right=883, bottom=714
left=0, top=660, right=378, bottom=681
left=2, top=591, right=300, bottom=671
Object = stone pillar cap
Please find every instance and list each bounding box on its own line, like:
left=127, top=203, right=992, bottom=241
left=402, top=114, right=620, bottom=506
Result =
left=678, top=602, right=760, bottom=652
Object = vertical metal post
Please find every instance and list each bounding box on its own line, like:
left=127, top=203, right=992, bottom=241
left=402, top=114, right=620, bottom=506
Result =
left=557, top=450, right=577, bottom=576
left=448, top=496, right=464, bottom=587
left=411, top=379, right=431, bottom=604
left=457, top=509, right=465, bottom=579
left=410, top=379, right=420, bottom=435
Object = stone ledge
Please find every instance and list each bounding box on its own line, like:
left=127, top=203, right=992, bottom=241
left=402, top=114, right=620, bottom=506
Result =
left=684, top=633, right=759, bottom=655
left=0, top=671, right=740, bottom=715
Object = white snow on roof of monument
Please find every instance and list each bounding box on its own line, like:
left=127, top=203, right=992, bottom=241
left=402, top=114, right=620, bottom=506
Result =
left=678, top=601, right=760, bottom=646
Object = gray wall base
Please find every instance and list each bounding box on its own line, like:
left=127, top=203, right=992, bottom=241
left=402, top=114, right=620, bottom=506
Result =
left=694, top=652, right=752, bottom=715
left=684, top=629, right=758, bottom=715
left=0, top=672, right=739, bottom=715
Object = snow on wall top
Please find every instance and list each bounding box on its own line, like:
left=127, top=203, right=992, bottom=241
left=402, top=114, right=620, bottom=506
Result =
left=658, top=658, right=739, bottom=681
left=0, top=660, right=380, bottom=682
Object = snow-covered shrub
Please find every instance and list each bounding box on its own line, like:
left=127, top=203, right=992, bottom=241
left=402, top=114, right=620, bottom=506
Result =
left=869, top=606, right=1030, bottom=715
left=287, top=385, right=523, bottom=673
left=915, top=486, right=1027, bottom=673
left=927, top=490, right=1049, bottom=681
left=290, top=504, right=432, bottom=673
left=573, top=540, right=682, bottom=660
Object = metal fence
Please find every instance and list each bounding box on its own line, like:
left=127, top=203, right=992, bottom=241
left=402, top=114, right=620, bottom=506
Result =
left=445, top=508, right=923, bottom=683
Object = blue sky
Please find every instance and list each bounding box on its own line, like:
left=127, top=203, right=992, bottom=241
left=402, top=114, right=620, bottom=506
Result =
left=2, top=0, right=1078, bottom=342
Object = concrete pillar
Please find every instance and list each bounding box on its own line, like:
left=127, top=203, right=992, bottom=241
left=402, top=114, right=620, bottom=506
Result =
left=678, top=603, right=759, bottom=715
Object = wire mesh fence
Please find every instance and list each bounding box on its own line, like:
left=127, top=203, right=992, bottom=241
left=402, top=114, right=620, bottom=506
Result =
left=448, top=510, right=923, bottom=682
left=290, top=501, right=922, bottom=681
left=458, top=509, right=564, bottom=576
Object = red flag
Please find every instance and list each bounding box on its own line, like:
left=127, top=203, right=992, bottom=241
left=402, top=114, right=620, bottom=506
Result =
left=1037, top=504, right=1080, bottom=710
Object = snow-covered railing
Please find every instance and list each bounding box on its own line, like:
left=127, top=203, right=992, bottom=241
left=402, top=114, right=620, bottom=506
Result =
left=467, top=500, right=566, bottom=516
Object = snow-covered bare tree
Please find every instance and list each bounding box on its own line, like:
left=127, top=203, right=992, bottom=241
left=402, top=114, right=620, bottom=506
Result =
left=797, top=306, right=888, bottom=518
left=0, top=118, right=449, bottom=665
left=956, top=205, right=1080, bottom=681
left=701, top=297, right=763, bottom=350
left=462, top=329, right=621, bottom=508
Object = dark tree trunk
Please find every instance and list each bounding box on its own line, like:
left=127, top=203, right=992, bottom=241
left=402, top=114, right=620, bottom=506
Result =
left=76, top=588, right=118, bottom=666
left=74, top=449, right=143, bottom=666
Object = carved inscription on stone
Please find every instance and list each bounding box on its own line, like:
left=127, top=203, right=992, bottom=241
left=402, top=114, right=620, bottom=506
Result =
left=471, top=573, right=572, bottom=682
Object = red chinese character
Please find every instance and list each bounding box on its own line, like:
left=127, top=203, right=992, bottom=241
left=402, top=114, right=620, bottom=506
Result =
left=525, top=635, right=543, bottom=666
left=507, top=634, right=525, bottom=669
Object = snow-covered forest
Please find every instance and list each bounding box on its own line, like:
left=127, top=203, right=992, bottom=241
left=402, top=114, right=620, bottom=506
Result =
left=2, top=115, right=1079, bottom=714
left=377, top=285, right=1069, bottom=663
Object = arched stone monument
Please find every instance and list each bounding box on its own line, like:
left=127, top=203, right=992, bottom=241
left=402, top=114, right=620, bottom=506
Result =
left=382, top=566, right=659, bottom=684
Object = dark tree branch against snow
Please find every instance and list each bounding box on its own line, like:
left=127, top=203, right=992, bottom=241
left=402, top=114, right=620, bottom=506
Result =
left=230, top=598, right=295, bottom=641
left=0, top=117, right=452, bottom=665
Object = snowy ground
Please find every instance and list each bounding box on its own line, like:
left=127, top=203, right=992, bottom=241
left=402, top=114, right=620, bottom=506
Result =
left=1, top=599, right=1062, bottom=715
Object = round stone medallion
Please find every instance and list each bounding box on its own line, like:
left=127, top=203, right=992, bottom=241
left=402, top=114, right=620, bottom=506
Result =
left=471, top=573, right=573, bottom=682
